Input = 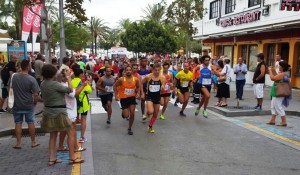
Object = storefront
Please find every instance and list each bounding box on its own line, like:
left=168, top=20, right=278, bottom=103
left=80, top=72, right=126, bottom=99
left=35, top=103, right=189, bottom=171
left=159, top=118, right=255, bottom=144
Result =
left=203, top=28, right=300, bottom=88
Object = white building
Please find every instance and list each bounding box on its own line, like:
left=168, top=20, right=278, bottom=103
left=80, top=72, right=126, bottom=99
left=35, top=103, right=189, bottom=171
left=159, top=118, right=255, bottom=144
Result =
left=194, top=0, right=300, bottom=88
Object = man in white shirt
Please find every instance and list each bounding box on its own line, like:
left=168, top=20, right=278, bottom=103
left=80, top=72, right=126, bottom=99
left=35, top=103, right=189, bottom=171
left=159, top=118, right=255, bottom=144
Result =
left=234, top=57, right=248, bottom=100
left=275, top=54, right=283, bottom=74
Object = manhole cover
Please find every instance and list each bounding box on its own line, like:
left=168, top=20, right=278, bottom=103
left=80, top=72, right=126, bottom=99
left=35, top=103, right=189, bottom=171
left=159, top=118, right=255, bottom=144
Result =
left=223, top=106, right=254, bottom=111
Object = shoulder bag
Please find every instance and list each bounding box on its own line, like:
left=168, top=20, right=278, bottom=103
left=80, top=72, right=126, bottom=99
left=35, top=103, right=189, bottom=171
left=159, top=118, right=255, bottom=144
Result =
left=8, top=73, right=16, bottom=109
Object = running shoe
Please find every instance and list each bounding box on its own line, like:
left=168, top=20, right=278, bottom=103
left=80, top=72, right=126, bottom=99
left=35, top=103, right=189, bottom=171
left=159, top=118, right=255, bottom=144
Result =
left=106, top=119, right=111, bottom=124
left=79, top=137, right=87, bottom=143
left=159, top=114, right=165, bottom=120
left=203, top=110, right=208, bottom=118
left=0, top=109, right=7, bottom=113
left=195, top=108, right=200, bottom=116
left=179, top=111, right=186, bottom=117
left=128, top=128, right=133, bottom=135
left=174, top=102, right=178, bottom=107
left=148, top=126, right=155, bottom=133
left=142, top=115, right=147, bottom=120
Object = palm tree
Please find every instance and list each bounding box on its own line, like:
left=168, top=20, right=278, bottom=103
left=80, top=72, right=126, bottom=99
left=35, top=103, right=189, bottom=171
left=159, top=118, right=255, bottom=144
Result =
left=88, top=17, right=110, bottom=55
left=118, top=18, right=132, bottom=31
left=142, top=3, right=165, bottom=23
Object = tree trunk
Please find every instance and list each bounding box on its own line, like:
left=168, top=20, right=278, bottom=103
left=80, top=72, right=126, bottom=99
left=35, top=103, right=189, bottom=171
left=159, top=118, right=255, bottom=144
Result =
left=94, top=34, right=97, bottom=56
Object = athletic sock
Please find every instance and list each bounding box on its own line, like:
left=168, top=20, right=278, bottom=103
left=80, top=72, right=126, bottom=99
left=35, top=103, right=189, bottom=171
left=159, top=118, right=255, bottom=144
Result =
left=149, top=117, right=157, bottom=126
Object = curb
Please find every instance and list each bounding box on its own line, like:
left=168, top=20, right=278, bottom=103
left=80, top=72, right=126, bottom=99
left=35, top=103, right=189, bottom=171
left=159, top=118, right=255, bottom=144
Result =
left=208, top=107, right=300, bottom=117
left=0, top=124, right=82, bottom=138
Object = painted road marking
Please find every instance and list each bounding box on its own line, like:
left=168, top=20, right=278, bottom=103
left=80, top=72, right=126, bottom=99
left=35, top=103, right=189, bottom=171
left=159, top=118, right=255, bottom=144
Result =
left=169, top=98, right=193, bottom=109
left=243, top=123, right=300, bottom=146
left=207, top=109, right=300, bottom=151
left=117, top=101, right=138, bottom=111
left=71, top=131, right=83, bottom=175
left=90, top=101, right=106, bottom=114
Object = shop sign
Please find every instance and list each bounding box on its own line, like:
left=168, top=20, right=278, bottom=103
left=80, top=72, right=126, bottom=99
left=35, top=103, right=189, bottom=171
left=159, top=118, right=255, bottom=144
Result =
left=7, top=40, right=27, bottom=61
left=220, top=11, right=261, bottom=28
left=280, top=0, right=300, bottom=11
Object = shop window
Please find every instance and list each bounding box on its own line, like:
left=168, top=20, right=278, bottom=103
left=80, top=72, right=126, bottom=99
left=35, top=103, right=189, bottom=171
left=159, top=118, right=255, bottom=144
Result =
left=225, top=0, right=236, bottom=14
left=266, top=44, right=275, bottom=68
left=217, top=45, right=223, bottom=56
left=248, top=45, right=258, bottom=71
left=210, top=0, right=219, bottom=19
left=224, top=46, right=234, bottom=65
left=241, top=45, right=248, bottom=64
left=248, top=0, right=261, bottom=8
left=280, top=43, right=289, bottom=62
left=297, top=45, right=300, bottom=74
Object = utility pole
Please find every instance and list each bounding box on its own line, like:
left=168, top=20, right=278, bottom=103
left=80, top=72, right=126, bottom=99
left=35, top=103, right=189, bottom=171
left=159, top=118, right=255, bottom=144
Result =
left=59, top=0, right=66, bottom=64
left=91, top=16, right=94, bottom=55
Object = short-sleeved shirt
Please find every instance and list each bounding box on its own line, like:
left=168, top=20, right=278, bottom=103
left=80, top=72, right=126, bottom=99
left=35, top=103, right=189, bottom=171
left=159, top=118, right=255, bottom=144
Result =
left=234, top=63, right=247, bottom=80
left=41, top=80, right=72, bottom=107
left=175, top=70, right=193, bottom=88
left=77, top=61, right=86, bottom=70
left=221, top=64, right=231, bottom=85
left=12, top=73, right=40, bottom=110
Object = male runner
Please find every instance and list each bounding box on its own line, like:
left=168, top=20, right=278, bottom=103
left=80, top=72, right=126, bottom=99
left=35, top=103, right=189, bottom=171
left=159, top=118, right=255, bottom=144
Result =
left=195, top=55, right=212, bottom=118
left=175, top=63, right=193, bottom=116
left=160, top=63, right=173, bottom=120
left=138, top=57, right=150, bottom=120
left=142, top=64, right=165, bottom=133
left=96, top=67, right=115, bottom=124
left=114, top=66, right=143, bottom=135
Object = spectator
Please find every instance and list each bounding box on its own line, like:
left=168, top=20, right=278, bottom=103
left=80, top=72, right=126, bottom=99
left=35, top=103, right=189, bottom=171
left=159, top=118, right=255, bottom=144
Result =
left=275, top=54, right=283, bottom=74
left=34, top=54, right=44, bottom=86
left=77, top=58, right=86, bottom=70
left=40, top=64, right=84, bottom=165
left=253, top=53, right=266, bottom=111
left=85, top=57, right=95, bottom=73
left=267, top=61, right=290, bottom=126
left=93, top=58, right=102, bottom=83
left=11, top=60, right=40, bottom=149
left=234, top=57, right=248, bottom=100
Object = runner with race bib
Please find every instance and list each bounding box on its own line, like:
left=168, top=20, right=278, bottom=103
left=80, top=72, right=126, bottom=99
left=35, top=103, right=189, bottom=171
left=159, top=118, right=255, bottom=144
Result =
left=195, top=55, right=213, bottom=118
left=114, top=66, right=143, bottom=135
left=138, top=57, right=150, bottom=120
left=160, top=63, right=173, bottom=120
left=142, top=64, right=165, bottom=133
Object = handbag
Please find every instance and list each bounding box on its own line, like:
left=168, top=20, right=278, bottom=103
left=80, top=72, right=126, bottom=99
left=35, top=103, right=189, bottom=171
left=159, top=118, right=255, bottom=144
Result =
left=275, top=82, right=291, bottom=97
left=8, top=73, right=15, bottom=109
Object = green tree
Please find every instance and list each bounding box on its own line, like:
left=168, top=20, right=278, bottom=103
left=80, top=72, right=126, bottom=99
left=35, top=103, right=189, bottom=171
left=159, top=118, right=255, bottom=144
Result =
left=166, top=0, right=204, bottom=56
left=142, top=1, right=166, bottom=23
left=52, top=20, right=91, bottom=52
left=121, top=20, right=177, bottom=54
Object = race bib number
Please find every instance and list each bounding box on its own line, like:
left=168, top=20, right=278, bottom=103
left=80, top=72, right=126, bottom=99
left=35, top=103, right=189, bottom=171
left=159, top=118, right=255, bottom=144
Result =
left=164, top=84, right=170, bottom=91
left=105, top=86, right=114, bottom=92
left=182, top=81, right=189, bottom=88
left=202, top=78, right=211, bottom=85
left=124, top=88, right=135, bottom=95
left=149, top=85, right=160, bottom=92
left=140, top=75, right=146, bottom=80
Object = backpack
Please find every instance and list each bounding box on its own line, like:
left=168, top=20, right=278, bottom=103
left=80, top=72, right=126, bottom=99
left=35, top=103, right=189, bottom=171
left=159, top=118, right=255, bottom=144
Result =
left=1, top=63, right=10, bottom=86
left=75, top=81, right=84, bottom=109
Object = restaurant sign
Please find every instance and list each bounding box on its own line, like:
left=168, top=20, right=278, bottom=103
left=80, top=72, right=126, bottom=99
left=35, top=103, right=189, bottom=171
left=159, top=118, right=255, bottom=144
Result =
left=220, top=11, right=261, bottom=28
left=280, top=0, right=300, bottom=11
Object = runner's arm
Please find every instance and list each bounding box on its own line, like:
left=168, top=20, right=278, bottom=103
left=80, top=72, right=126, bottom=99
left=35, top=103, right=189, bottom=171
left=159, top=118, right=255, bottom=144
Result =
left=113, top=78, right=122, bottom=100
left=96, top=77, right=106, bottom=92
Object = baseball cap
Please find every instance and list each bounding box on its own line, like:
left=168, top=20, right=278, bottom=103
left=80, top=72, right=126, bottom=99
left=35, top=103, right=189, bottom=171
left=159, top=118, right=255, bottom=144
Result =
left=256, top=53, right=264, bottom=59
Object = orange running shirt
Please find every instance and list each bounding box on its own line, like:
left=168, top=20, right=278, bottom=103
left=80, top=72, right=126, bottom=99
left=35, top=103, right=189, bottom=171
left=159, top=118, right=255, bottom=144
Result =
left=118, top=76, right=137, bottom=99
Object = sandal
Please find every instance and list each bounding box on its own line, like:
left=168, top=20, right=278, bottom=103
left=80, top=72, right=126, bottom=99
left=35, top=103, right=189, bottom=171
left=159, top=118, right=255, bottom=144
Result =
left=69, top=158, right=84, bottom=164
left=31, top=143, right=40, bottom=148
left=277, top=123, right=287, bottom=127
left=74, top=147, right=86, bottom=152
left=13, top=146, right=21, bottom=149
left=57, top=146, right=69, bottom=151
left=266, top=122, right=275, bottom=125
left=214, top=102, right=221, bottom=107
left=220, top=104, right=228, bottom=107
left=48, top=159, right=63, bottom=166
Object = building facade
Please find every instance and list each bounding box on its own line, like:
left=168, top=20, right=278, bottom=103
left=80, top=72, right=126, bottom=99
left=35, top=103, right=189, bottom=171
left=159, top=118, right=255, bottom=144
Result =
left=194, top=0, right=300, bottom=88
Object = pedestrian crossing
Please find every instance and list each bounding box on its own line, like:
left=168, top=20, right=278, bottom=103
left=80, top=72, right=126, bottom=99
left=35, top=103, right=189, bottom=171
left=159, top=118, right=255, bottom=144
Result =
left=90, top=97, right=195, bottom=114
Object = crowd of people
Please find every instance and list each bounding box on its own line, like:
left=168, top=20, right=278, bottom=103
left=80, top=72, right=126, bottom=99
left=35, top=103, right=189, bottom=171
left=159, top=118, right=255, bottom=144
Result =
left=0, top=52, right=291, bottom=166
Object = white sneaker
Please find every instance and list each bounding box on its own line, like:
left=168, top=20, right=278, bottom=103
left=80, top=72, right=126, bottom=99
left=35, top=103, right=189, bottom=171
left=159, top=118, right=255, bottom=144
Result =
left=142, top=115, right=147, bottom=120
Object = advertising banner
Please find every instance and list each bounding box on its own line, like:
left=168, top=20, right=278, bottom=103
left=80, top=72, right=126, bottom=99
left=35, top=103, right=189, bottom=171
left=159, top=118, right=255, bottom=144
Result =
left=7, top=40, right=27, bottom=61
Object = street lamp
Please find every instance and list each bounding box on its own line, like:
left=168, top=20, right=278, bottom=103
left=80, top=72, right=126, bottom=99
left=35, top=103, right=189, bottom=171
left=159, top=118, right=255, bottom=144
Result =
left=91, top=16, right=94, bottom=55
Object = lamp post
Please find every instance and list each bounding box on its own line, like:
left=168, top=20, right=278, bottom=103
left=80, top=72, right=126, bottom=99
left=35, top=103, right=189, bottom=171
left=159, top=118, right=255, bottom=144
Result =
left=59, top=0, right=66, bottom=64
left=91, top=16, right=94, bottom=55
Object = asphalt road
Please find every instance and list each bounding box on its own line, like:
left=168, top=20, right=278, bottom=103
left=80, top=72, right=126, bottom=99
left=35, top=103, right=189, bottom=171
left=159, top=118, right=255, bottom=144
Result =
left=90, top=98, right=300, bottom=175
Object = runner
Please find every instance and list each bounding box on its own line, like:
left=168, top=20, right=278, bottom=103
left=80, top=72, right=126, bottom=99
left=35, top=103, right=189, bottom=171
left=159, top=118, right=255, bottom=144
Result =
left=142, top=64, right=165, bottom=133
left=195, top=55, right=212, bottom=118
left=173, top=62, right=182, bottom=106
left=160, top=63, right=173, bottom=120
left=113, top=66, right=143, bottom=135
left=175, top=63, right=193, bottom=116
left=138, top=57, right=150, bottom=120
left=96, top=67, right=115, bottom=124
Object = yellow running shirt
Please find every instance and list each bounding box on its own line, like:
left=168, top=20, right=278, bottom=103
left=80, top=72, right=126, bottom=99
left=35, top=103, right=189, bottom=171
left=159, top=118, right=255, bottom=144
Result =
left=175, top=70, right=193, bottom=88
